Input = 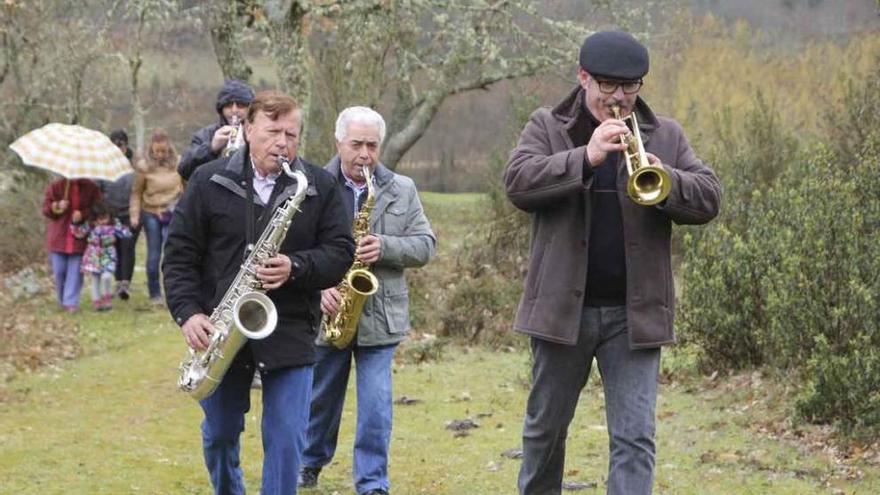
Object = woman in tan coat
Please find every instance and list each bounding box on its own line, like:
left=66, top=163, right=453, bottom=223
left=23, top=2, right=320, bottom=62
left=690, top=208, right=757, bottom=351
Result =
left=130, top=129, right=183, bottom=304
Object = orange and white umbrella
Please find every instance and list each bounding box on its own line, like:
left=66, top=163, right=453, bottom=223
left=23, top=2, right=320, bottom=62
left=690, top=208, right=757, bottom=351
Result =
left=9, top=123, right=131, bottom=181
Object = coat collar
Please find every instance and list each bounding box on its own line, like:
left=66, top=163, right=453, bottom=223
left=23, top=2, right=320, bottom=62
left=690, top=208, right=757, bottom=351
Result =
left=212, top=145, right=317, bottom=208
left=325, top=154, right=400, bottom=230
left=551, top=85, right=661, bottom=136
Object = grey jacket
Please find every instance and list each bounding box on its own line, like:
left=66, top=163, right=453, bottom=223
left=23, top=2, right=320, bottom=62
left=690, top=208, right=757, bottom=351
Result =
left=321, top=157, right=436, bottom=346
left=98, top=171, right=135, bottom=218
left=504, top=86, right=722, bottom=348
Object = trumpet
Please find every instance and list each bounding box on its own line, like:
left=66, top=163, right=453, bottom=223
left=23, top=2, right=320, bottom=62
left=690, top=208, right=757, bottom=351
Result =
left=612, top=105, right=671, bottom=206
left=222, top=116, right=245, bottom=157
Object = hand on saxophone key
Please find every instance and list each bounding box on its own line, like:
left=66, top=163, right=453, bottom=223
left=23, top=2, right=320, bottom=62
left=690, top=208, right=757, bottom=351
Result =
left=256, top=254, right=292, bottom=290
left=357, top=234, right=381, bottom=264
left=321, top=288, right=342, bottom=316
left=182, top=313, right=214, bottom=351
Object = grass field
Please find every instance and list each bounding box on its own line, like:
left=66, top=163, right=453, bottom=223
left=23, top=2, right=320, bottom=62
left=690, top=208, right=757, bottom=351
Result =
left=0, top=192, right=877, bottom=494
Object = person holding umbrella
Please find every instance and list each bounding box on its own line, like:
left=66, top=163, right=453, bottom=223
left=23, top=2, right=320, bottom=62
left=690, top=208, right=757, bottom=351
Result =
left=11, top=123, right=130, bottom=313
left=42, top=177, right=102, bottom=312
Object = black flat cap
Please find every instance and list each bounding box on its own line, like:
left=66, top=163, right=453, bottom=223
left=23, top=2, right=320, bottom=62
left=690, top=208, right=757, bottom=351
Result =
left=579, top=31, right=649, bottom=80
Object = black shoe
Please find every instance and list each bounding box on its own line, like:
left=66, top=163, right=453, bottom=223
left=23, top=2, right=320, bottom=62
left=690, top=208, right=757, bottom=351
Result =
left=298, top=466, right=321, bottom=488
left=116, top=283, right=130, bottom=301
left=361, top=490, right=389, bottom=495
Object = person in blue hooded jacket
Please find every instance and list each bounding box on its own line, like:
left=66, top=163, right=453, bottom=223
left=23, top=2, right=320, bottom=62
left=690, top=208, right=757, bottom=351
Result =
left=178, top=79, right=255, bottom=181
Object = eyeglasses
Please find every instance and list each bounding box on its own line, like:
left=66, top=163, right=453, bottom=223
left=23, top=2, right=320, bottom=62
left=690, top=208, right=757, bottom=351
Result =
left=595, top=79, right=643, bottom=95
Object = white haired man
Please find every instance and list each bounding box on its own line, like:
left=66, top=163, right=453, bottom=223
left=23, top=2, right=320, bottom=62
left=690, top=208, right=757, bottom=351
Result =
left=299, top=107, right=436, bottom=495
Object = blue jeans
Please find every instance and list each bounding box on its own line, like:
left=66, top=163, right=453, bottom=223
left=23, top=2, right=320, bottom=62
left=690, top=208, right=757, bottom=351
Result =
left=200, top=363, right=313, bottom=495
left=518, top=306, right=661, bottom=495
left=303, top=344, right=397, bottom=494
left=141, top=212, right=168, bottom=298
left=49, top=252, right=83, bottom=308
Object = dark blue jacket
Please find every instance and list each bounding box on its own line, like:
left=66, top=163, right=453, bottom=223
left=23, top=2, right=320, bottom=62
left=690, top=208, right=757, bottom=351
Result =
left=178, top=79, right=254, bottom=180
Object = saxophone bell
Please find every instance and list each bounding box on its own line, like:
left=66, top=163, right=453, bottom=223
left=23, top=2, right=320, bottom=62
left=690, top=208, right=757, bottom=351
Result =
left=233, top=291, right=277, bottom=340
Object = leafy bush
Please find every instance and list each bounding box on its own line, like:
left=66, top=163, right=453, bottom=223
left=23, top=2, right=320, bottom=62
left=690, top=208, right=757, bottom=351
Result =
left=437, top=150, right=530, bottom=347
left=436, top=94, right=534, bottom=346
left=679, top=77, right=880, bottom=434
left=0, top=171, right=47, bottom=273
left=797, top=334, right=880, bottom=439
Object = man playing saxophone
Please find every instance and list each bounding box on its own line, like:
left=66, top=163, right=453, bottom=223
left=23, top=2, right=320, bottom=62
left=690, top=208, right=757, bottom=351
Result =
left=163, top=90, right=354, bottom=495
left=299, top=107, right=436, bottom=495
left=504, top=31, right=722, bottom=494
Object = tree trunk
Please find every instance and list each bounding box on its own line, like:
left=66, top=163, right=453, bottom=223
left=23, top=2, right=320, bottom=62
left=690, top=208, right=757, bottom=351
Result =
left=381, top=92, right=445, bottom=171
left=263, top=1, right=311, bottom=150
left=209, top=0, right=253, bottom=82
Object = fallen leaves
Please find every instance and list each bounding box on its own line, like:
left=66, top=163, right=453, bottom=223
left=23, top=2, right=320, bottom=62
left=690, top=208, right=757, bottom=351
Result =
left=394, top=395, right=422, bottom=405
left=0, top=269, right=81, bottom=396
left=446, top=417, right=480, bottom=438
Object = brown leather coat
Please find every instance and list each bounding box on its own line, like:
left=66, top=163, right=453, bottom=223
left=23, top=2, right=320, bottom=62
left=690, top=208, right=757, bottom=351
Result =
left=504, top=87, right=722, bottom=348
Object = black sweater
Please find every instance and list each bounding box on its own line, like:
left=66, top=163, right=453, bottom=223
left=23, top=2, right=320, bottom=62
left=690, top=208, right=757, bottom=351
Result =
left=568, top=101, right=627, bottom=307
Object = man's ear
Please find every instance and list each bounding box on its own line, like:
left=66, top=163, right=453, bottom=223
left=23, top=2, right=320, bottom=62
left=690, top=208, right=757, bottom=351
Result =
left=577, top=67, right=590, bottom=89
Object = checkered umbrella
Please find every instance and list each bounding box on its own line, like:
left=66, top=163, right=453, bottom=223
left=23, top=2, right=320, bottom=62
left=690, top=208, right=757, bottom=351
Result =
left=9, top=123, right=131, bottom=181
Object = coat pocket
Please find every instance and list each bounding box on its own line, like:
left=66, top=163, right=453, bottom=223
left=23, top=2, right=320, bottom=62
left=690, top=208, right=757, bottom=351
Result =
left=384, top=292, right=410, bottom=334
left=525, top=235, right=554, bottom=301
left=381, top=204, right=407, bottom=235
left=380, top=275, right=409, bottom=334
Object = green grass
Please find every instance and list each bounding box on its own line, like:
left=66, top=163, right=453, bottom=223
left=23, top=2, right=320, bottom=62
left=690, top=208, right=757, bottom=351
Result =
left=1, top=193, right=878, bottom=494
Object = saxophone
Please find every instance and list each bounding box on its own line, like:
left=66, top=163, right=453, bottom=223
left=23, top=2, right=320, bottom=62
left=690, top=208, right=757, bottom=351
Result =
left=178, top=156, right=309, bottom=400
left=322, top=164, right=379, bottom=349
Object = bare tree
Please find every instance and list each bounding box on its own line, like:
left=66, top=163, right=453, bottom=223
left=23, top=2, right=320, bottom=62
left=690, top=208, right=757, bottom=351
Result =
left=111, top=0, right=180, bottom=154
left=0, top=0, right=115, bottom=157
left=208, top=0, right=589, bottom=169
left=208, top=0, right=253, bottom=83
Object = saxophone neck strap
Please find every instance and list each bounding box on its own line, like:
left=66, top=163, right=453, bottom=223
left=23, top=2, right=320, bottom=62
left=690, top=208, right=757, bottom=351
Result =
left=244, top=163, right=256, bottom=261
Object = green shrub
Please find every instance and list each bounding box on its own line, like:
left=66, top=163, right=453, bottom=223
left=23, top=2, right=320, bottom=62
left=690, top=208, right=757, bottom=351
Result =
left=796, top=334, right=880, bottom=439
left=679, top=85, right=880, bottom=434
left=436, top=94, right=534, bottom=346
left=0, top=171, right=47, bottom=273
left=437, top=151, right=529, bottom=347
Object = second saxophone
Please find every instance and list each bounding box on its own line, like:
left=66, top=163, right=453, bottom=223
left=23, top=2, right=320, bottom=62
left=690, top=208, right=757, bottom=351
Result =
left=322, top=164, right=379, bottom=349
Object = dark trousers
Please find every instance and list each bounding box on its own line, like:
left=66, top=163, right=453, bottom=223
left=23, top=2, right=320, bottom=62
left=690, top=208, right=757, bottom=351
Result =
left=114, top=213, right=140, bottom=282
left=519, top=306, right=661, bottom=495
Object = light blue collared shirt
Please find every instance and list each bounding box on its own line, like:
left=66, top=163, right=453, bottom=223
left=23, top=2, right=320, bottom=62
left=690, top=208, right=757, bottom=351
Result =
left=250, top=159, right=280, bottom=205
left=340, top=168, right=374, bottom=218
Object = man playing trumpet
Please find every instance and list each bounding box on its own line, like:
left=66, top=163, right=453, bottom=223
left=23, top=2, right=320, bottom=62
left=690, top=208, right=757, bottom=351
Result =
left=504, top=31, right=722, bottom=494
left=299, top=106, right=436, bottom=495
left=178, top=79, right=254, bottom=181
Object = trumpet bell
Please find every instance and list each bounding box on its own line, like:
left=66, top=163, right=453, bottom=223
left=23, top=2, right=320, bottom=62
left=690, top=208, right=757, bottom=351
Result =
left=627, top=165, right=672, bottom=206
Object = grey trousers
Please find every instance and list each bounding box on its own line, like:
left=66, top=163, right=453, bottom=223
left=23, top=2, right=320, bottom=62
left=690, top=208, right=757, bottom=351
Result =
left=518, top=306, right=661, bottom=495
